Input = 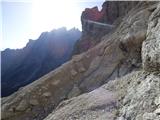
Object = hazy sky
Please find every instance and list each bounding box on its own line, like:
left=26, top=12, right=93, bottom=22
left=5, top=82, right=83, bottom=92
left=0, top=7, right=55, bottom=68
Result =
left=1, top=0, right=105, bottom=50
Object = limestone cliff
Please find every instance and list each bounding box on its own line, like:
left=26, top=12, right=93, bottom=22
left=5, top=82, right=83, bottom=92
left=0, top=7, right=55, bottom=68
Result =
left=1, top=1, right=160, bottom=120
left=74, top=1, right=143, bottom=54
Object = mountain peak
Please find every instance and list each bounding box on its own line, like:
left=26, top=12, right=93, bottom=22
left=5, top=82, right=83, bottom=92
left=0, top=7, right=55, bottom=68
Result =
left=1, top=28, right=81, bottom=97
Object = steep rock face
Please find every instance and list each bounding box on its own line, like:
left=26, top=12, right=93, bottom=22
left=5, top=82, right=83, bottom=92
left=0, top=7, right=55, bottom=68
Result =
left=44, top=3, right=160, bottom=120
left=101, top=1, right=139, bottom=24
left=81, top=1, right=140, bottom=25
left=74, top=1, right=142, bottom=55
left=1, top=1, right=157, bottom=120
left=81, top=6, right=105, bottom=31
left=81, top=6, right=104, bottom=22
left=142, top=4, right=160, bottom=72
left=1, top=28, right=81, bottom=97
left=73, top=25, right=111, bottom=54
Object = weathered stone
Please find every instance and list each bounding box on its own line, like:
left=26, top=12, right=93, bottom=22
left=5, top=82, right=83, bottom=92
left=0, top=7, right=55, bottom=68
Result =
left=43, top=92, right=52, bottom=97
left=116, top=117, right=125, bottom=120
left=44, top=71, right=160, bottom=120
left=154, top=96, right=160, bottom=106
left=67, top=85, right=81, bottom=98
left=143, top=113, right=157, bottom=120
left=154, top=108, right=160, bottom=115
left=84, top=56, right=101, bottom=76
left=44, top=88, right=117, bottom=120
left=1, top=2, right=159, bottom=120
left=81, top=6, right=104, bottom=22
left=16, top=100, right=28, bottom=111
left=72, top=55, right=83, bottom=62
left=70, top=69, right=78, bottom=76
left=51, top=80, right=60, bottom=86
left=29, top=99, right=39, bottom=106
left=77, top=62, right=86, bottom=73
left=142, top=3, right=160, bottom=72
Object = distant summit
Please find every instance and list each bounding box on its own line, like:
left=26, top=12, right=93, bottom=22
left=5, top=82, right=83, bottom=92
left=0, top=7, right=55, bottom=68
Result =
left=1, top=27, right=81, bottom=97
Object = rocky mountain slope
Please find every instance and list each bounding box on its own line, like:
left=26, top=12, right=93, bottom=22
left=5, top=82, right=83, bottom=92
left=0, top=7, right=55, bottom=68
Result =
left=44, top=3, right=160, bottom=119
left=44, top=71, right=160, bottom=120
left=1, top=28, right=81, bottom=97
left=74, top=1, right=141, bottom=54
left=1, top=1, right=160, bottom=120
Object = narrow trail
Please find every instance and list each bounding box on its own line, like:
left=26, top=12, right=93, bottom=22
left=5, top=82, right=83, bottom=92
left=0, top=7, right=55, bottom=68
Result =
left=83, top=19, right=115, bottom=28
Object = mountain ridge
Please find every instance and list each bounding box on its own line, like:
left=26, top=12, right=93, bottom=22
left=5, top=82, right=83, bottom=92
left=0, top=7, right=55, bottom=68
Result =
left=1, top=27, right=81, bottom=97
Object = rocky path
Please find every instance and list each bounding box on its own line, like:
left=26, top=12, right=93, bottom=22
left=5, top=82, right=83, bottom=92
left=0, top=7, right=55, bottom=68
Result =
left=83, top=19, right=115, bottom=28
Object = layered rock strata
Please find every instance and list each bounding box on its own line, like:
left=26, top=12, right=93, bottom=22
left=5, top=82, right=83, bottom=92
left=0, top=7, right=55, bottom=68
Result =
left=1, top=1, right=159, bottom=120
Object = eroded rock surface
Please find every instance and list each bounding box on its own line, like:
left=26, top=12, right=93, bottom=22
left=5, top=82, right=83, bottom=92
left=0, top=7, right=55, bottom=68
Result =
left=45, top=87, right=117, bottom=120
left=142, top=3, right=160, bottom=72
left=44, top=3, right=160, bottom=120
left=75, top=1, right=146, bottom=55
left=44, top=71, right=160, bottom=120
left=1, top=1, right=160, bottom=120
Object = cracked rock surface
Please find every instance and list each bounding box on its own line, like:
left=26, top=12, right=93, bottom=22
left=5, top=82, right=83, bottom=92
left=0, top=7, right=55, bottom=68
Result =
left=1, top=1, right=160, bottom=120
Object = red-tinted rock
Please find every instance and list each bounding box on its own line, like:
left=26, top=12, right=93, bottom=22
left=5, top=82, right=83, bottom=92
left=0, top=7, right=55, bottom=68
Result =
left=81, top=6, right=105, bottom=22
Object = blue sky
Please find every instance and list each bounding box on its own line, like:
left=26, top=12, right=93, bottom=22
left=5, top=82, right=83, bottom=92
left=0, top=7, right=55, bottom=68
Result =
left=1, top=0, right=105, bottom=50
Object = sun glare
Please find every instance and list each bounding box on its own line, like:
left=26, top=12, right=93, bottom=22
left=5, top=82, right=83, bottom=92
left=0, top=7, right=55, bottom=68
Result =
left=31, top=0, right=80, bottom=36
